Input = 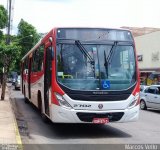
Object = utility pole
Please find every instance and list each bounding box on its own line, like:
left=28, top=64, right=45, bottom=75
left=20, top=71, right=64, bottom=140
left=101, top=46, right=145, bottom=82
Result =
left=6, top=0, right=12, bottom=44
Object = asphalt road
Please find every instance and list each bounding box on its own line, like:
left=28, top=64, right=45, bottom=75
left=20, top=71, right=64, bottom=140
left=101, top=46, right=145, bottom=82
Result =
left=9, top=85, right=160, bottom=149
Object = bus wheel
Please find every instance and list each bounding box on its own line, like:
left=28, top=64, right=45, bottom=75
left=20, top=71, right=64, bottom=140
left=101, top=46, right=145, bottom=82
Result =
left=24, top=97, right=29, bottom=104
left=140, top=100, right=147, bottom=110
left=38, top=93, right=49, bottom=123
left=24, top=86, right=29, bottom=104
left=41, top=114, right=49, bottom=123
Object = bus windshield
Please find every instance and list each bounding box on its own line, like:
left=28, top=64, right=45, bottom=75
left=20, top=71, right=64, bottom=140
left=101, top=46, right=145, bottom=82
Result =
left=56, top=41, right=136, bottom=91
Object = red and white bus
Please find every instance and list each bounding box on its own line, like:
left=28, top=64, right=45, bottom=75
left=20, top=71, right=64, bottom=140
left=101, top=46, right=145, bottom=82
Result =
left=21, top=27, right=140, bottom=124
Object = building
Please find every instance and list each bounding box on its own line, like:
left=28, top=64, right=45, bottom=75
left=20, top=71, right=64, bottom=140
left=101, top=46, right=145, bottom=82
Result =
left=121, top=27, right=160, bottom=84
left=135, top=31, right=160, bottom=84
left=135, top=31, right=160, bottom=72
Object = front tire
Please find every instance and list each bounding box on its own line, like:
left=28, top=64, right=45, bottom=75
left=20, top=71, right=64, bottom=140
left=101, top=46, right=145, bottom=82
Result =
left=38, top=92, right=49, bottom=123
left=24, top=97, right=29, bottom=104
left=140, top=100, right=147, bottom=110
left=24, top=86, right=29, bottom=104
left=41, top=113, right=49, bottom=123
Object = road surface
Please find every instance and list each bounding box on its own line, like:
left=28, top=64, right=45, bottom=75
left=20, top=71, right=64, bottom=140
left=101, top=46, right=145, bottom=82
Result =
left=8, top=86, right=160, bottom=149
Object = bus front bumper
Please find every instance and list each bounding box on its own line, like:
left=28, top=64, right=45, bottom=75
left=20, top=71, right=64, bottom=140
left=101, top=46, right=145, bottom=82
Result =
left=50, top=104, right=139, bottom=123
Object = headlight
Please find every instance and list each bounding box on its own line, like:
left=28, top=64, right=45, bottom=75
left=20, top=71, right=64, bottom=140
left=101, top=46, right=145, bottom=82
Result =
left=54, top=93, right=72, bottom=109
left=128, top=93, right=139, bottom=109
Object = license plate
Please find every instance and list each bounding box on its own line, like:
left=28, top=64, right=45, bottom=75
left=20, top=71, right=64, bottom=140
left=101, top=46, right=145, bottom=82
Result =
left=92, top=118, right=109, bottom=124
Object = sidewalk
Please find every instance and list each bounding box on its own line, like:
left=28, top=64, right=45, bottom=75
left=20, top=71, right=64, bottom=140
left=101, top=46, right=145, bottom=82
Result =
left=0, top=85, right=22, bottom=145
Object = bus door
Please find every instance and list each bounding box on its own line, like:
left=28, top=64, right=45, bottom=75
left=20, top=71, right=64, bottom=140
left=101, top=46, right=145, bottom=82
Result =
left=28, top=55, right=32, bottom=99
left=44, top=43, right=53, bottom=116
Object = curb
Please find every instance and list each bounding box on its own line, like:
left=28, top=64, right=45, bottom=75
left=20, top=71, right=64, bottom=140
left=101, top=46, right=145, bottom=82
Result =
left=7, top=86, right=23, bottom=150
left=12, top=113, right=23, bottom=150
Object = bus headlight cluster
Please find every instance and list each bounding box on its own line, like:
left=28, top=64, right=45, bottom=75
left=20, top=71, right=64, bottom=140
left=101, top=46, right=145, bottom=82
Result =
left=128, top=93, right=139, bottom=109
left=54, top=93, right=72, bottom=109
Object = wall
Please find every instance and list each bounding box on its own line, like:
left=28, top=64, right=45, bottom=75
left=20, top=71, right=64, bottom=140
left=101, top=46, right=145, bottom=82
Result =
left=135, top=31, right=160, bottom=70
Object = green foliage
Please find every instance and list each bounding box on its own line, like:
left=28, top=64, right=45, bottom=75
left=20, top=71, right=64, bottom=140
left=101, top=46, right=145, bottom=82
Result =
left=10, top=19, right=40, bottom=72
left=0, top=30, right=3, bottom=42
left=0, top=5, right=8, bottom=29
left=0, top=18, right=40, bottom=74
left=0, top=43, right=21, bottom=73
left=0, top=34, right=21, bottom=74
left=0, top=61, right=3, bottom=73
left=0, top=5, right=8, bottom=43
left=17, top=19, right=40, bottom=57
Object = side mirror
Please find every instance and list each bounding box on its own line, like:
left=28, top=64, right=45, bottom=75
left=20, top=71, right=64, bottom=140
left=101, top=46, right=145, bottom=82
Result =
left=48, top=37, right=54, bottom=60
left=49, top=37, right=53, bottom=43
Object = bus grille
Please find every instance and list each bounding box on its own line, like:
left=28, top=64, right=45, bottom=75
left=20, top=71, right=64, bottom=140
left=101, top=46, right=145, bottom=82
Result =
left=76, top=112, right=124, bottom=122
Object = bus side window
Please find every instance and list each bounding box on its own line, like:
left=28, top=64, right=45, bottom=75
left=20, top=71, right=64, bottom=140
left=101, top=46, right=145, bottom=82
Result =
left=24, top=57, right=29, bottom=72
left=31, top=45, right=44, bottom=73
left=37, top=44, right=44, bottom=71
left=31, top=50, right=38, bottom=72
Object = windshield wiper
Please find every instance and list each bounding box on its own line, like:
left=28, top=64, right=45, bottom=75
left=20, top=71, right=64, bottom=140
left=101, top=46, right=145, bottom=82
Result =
left=75, top=40, right=95, bottom=66
left=104, top=41, right=118, bottom=78
left=75, top=40, right=96, bottom=77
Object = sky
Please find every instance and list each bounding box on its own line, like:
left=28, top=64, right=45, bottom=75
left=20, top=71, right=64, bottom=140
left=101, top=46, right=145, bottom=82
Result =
left=1, top=0, right=160, bottom=34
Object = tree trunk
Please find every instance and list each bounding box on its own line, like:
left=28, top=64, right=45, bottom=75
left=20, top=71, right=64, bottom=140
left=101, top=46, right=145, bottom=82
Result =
left=1, top=73, right=7, bottom=100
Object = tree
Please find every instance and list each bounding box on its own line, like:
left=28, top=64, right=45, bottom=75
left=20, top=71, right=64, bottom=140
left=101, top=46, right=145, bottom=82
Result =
left=17, top=19, right=40, bottom=57
left=12, top=19, right=40, bottom=72
left=0, top=5, right=8, bottom=42
left=0, top=43, right=21, bottom=100
left=0, top=5, right=8, bottom=29
left=0, top=5, right=8, bottom=92
left=0, top=9, right=40, bottom=99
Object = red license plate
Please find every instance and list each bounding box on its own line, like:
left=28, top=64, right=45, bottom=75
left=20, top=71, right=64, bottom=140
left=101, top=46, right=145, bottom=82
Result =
left=92, top=118, right=109, bottom=124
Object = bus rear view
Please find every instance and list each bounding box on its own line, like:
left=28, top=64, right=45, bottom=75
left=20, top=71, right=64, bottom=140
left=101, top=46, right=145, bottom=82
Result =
left=54, top=28, right=140, bottom=124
